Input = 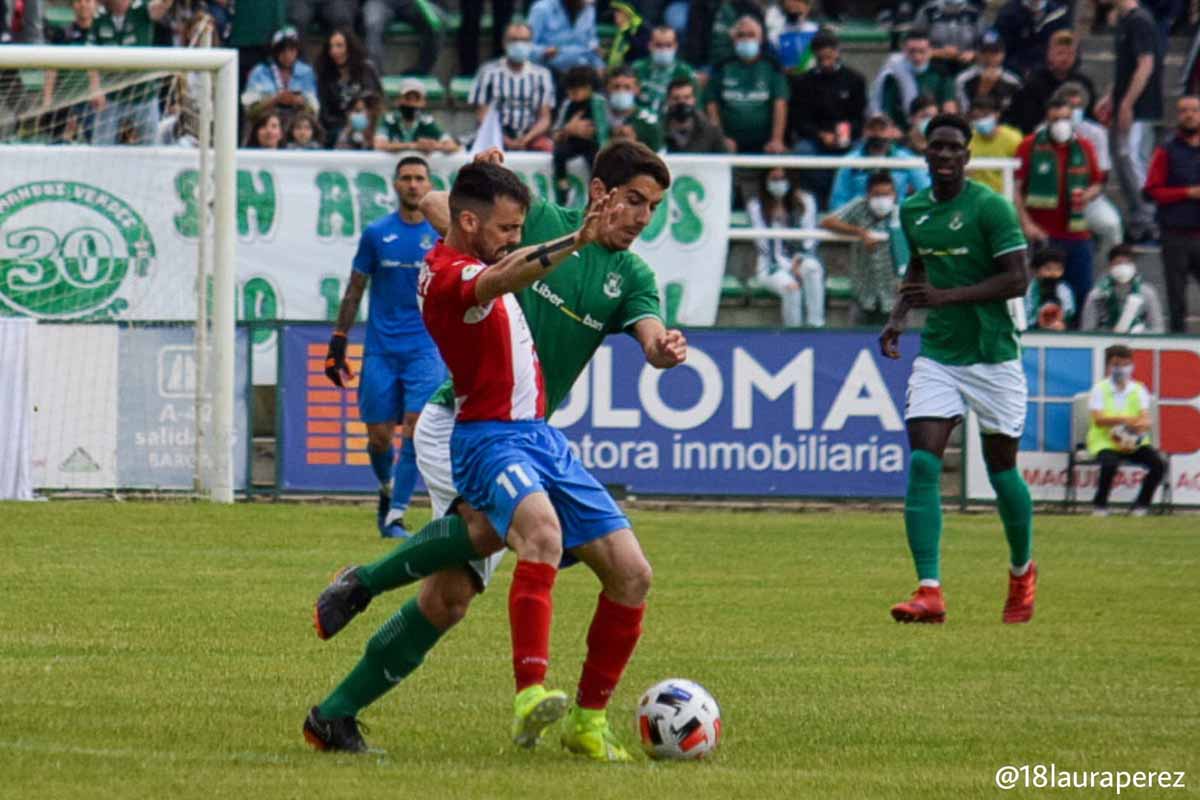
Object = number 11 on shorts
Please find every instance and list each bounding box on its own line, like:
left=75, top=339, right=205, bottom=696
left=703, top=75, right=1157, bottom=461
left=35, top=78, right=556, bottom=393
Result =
left=496, top=464, right=533, bottom=498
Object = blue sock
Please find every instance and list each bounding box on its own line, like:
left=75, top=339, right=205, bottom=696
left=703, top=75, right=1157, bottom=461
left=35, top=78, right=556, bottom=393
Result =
left=390, top=438, right=418, bottom=514
left=368, top=445, right=394, bottom=489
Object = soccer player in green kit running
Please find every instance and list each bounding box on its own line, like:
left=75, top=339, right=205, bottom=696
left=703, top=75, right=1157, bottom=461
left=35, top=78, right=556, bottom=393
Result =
left=303, top=141, right=688, bottom=758
left=879, top=113, right=1038, bottom=626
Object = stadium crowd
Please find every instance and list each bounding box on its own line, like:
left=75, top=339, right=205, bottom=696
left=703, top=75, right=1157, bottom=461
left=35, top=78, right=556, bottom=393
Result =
left=2, top=0, right=1199, bottom=331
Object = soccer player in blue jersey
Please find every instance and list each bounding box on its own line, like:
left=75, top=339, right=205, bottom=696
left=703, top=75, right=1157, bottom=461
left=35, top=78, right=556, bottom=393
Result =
left=325, top=156, right=447, bottom=537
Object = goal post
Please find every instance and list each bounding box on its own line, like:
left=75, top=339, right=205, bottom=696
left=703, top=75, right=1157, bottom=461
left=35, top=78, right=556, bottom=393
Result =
left=0, top=45, right=239, bottom=502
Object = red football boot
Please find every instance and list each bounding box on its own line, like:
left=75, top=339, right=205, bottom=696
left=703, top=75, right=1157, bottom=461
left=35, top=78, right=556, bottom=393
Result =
left=1002, top=562, right=1037, bottom=624
left=890, top=585, right=946, bottom=624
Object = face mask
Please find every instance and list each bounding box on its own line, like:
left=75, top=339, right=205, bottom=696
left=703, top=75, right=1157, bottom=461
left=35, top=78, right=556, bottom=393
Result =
left=349, top=111, right=369, bottom=132
left=918, top=117, right=931, bottom=136
left=1110, top=261, right=1137, bottom=284
left=506, top=40, right=532, bottom=63
left=865, top=136, right=889, bottom=152
left=1112, top=365, right=1134, bottom=383
left=399, top=104, right=418, bottom=121
left=1180, top=123, right=1200, bottom=136
left=910, top=60, right=929, bottom=75
left=1049, top=119, right=1073, bottom=143
left=668, top=102, right=693, bottom=121
left=735, top=40, right=760, bottom=61
left=868, top=195, right=895, bottom=217
left=1070, top=107, right=1084, bottom=126
left=766, top=179, right=790, bottom=198
left=974, top=116, right=996, bottom=136
left=609, top=90, right=635, bottom=112
left=652, top=47, right=676, bottom=67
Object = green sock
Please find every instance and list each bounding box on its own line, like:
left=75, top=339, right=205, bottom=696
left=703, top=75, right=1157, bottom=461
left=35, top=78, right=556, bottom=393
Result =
left=357, top=514, right=478, bottom=596
left=988, top=467, right=1033, bottom=568
left=904, top=450, right=943, bottom=582
left=317, top=598, right=443, bottom=719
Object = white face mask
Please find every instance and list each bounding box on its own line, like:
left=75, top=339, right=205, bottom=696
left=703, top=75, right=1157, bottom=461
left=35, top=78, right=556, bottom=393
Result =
left=1049, top=119, right=1073, bottom=143
left=766, top=179, right=790, bottom=198
left=1070, top=107, right=1084, bottom=126
left=609, top=90, right=636, bottom=112
left=1112, top=365, right=1134, bottom=383
left=868, top=195, right=895, bottom=217
left=1110, top=261, right=1137, bottom=284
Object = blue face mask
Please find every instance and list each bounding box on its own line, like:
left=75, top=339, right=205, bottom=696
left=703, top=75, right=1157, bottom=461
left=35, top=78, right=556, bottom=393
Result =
left=1071, top=107, right=1084, bottom=126
left=973, top=115, right=997, bottom=136
left=506, top=40, right=532, bottom=63
left=735, top=39, right=760, bottom=61
left=609, top=90, right=636, bottom=112
left=349, top=111, right=369, bottom=132
left=652, top=47, right=676, bottom=67
left=910, top=59, right=929, bottom=75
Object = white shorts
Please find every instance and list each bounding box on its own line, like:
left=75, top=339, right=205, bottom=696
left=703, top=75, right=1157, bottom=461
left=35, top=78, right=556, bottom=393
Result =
left=905, top=356, right=1027, bottom=438
left=413, top=402, right=506, bottom=589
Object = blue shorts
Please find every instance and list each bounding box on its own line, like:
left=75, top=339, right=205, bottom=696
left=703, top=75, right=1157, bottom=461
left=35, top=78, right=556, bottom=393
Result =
left=450, top=420, right=629, bottom=561
left=357, top=348, right=447, bottom=424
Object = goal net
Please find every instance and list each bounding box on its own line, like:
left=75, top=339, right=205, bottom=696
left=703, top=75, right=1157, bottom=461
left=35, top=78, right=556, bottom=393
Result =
left=0, top=43, right=239, bottom=501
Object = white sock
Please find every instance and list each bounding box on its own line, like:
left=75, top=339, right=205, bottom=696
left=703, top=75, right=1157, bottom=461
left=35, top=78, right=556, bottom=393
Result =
left=384, top=508, right=406, bottom=527
left=1010, top=561, right=1031, bottom=577
left=918, top=579, right=941, bottom=588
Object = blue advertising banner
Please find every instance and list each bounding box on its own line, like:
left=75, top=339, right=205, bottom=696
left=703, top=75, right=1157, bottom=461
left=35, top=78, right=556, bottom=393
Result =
left=116, top=325, right=250, bottom=489
left=549, top=330, right=918, bottom=496
left=279, top=325, right=919, bottom=497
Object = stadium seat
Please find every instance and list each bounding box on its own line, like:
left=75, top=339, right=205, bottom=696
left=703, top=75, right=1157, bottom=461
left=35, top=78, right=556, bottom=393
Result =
left=450, top=76, right=474, bottom=105
left=43, top=6, right=74, bottom=30
left=1066, top=392, right=1173, bottom=513
left=729, top=210, right=751, bottom=228
left=720, top=275, right=748, bottom=302
left=381, top=74, right=446, bottom=104
left=824, top=275, right=852, bottom=300
left=830, top=20, right=889, bottom=45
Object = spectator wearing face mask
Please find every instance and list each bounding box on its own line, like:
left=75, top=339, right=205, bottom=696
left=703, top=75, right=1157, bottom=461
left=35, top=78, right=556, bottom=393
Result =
left=829, top=113, right=930, bottom=211
left=469, top=22, right=557, bottom=152
left=333, top=92, right=380, bottom=151
left=764, top=0, right=818, bottom=75
left=968, top=95, right=1023, bottom=193
left=1086, top=343, right=1166, bottom=517
left=631, top=25, right=697, bottom=116
left=606, top=66, right=664, bottom=152
left=1054, top=83, right=1123, bottom=266
left=1144, top=94, right=1200, bottom=333
left=870, top=30, right=953, bottom=134
left=992, top=0, right=1071, bottom=79
left=955, top=30, right=1022, bottom=115
left=754, top=169, right=826, bottom=327
left=913, top=0, right=987, bottom=78
left=375, top=79, right=460, bottom=154
left=820, top=170, right=909, bottom=326
left=1023, top=246, right=1075, bottom=330
left=1080, top=245, right=1165, bottom=333
left=1014, top=96, right=1104, bottom=314
left=705, top=16, right=788, bottom=157
left=662, top=77, right=729, bottom=153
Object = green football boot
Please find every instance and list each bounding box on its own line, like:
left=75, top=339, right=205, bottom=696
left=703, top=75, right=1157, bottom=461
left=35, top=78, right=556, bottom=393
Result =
left=560, top=706, right=632, bottom=762
left=511, top=685, right=569, bottom=749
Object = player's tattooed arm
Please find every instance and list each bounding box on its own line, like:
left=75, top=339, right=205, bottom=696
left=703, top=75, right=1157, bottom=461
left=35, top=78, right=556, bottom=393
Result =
left=334, top=271, right=368, bottom=335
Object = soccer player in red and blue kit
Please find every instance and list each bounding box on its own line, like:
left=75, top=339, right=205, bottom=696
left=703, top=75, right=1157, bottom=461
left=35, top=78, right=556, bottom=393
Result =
left=418, top=161, right=640, bottom=757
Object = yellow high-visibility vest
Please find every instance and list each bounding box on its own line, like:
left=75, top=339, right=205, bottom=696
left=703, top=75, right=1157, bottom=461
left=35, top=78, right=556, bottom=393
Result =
left=1087, top=379, right=1152, bottom=454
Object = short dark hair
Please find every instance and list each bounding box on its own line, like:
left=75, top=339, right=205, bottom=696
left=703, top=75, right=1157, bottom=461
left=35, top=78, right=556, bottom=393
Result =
left=1104, top=344, right=1133, bottom=364
left=395, top=155, right=429, bottom=176
left=811, top=29, right=839, bottom=51
left=1031, top=246, right=1066, bottom=269
left=909, top=93, right=938, bottom=117
left=867, top=170, right=894, bottom=190
left=592, top=140, right=671, bottom=191
left=1109, top=243, right=1137, bottom=263
left=449, top=162, right=531, bottom=222
left=564, top=65, right=596, bottom=90
left=971, top=95, right=997, bottom=114
left=1046, top=96, right=1072, bottom=113
left=905, top=29, right=930, bottom=44
left=607, top=65, right=636, bottom=82
left=667, top=76, right=694, bottom=94
left=926, top=112, right=972, bottom=143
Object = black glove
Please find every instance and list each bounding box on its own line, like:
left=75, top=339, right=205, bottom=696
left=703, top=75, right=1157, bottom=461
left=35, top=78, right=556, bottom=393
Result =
left=324, top=332, right=353, bottom=387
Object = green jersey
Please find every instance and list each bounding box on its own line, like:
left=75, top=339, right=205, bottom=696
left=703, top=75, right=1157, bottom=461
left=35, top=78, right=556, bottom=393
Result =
left=90, top=1, right=157, bottom=46
left=377, top=111, right=448, bottom=144
left=631, top=57, right=698, bottom=116
left=429, top=197, right=663, bottom=410
left=703, top=59, right=788, bottom=153
left=899, top=180, right=1027, bottom=366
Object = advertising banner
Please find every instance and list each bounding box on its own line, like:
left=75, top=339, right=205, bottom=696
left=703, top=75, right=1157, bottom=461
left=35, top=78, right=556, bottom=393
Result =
left=0, top=147, right=730, bottom=385
left=279, top=326, right=919, bottom=497
left=965, top=334, right=1200, bottom=506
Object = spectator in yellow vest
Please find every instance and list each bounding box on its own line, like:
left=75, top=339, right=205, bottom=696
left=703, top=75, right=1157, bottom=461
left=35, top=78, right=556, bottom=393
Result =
left=1086, top=343, right=1166, bottom=516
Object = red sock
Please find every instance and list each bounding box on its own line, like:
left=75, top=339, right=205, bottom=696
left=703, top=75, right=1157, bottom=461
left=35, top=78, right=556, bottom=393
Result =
left=576, top=592, right=645, bottom=709
left=509, top=560, right=557, bottom=692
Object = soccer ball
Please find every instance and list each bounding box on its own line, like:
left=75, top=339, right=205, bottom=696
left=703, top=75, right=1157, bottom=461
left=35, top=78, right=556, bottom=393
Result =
left=637, top=678, right=722, bottom=760
left=1112, top=424, right=1145, bottom=451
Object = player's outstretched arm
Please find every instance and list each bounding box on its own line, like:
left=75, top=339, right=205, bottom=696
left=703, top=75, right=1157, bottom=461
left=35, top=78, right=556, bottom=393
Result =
left=899, top=249, right=1029, bottom=309
left=474, top=190, right=622, bottom=305
left=879, top=254, right=926, bottom=360
left=632, top=318, right=687, bottom=369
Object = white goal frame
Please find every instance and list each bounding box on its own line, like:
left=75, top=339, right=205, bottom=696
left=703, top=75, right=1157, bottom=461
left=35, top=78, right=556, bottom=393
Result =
left=0, top=45, right=239, bottom=502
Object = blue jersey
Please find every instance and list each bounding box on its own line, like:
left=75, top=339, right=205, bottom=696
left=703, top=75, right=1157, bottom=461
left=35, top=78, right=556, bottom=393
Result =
left=352, top=213, right=439, bottom=355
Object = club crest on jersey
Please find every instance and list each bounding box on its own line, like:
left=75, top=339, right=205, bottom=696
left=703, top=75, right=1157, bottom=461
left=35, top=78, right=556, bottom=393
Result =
left=603, top=272, right=623, bottom=299
left=420, top=234, right=434, bottom=250
left=462, top=263, right=484, bottom=281
left=949, top=212, right=964, bottom=231
left=463, top=301, right=495, bottom=324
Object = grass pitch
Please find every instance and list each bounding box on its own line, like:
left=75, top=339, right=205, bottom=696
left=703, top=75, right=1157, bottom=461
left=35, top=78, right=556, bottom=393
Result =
left=1, top=502, right=1197, bottom=799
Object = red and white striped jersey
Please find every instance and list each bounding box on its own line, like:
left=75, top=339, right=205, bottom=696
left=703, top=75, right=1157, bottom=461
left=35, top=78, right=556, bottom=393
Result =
left=418, top=240, right=547, bottom=422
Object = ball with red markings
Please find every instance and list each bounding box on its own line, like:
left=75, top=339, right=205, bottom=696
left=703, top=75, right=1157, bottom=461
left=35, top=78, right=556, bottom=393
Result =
left=636, top=678, right=722, bottom=760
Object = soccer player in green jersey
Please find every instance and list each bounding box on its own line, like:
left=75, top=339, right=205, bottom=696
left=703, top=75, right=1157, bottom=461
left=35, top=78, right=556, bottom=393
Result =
left=303, top=141, right=688, bottom=758
left=879, top=113, right=1038, bottom=626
